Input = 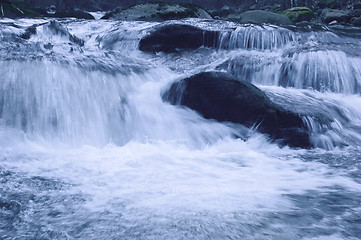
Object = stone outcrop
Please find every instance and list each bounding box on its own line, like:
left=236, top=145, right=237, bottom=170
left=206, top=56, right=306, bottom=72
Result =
left=321, top=8, right=351, bottom=24
left=239, top=10, right=292, bottom=25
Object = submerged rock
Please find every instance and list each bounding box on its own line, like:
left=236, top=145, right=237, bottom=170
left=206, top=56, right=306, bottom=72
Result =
left=139, top=24, right=218, bottom=53
left=46, top=20, right=84, bottom=46
left=101, top=2, right=212, bottom=21
left=239, top=10, right=292, bottom=25
left=282, top=7, right=315, bottom=22
left=21, top=24, right=37, bottom=39
left=162, top=72, right=311, bottom=148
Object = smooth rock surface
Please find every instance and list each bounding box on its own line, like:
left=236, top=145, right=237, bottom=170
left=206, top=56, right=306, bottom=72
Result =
left=162, top=72, right=311, bottom=148
left=139, top=24, right=218, bottom=53
left=321, top=8, right=351, bottom=24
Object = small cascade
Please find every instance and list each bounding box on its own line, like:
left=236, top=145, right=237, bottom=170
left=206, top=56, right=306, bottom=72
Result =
left=263, top=86, right=361, bottom=149
left=217, top=25, right=299, bottom=51
left=222, top=52, right=282, bottom=86
left=1, top=17, right=361, bottom=240
left=279, top=50, right=361, bottom=94
left=221, top=49, right=361, bottom=94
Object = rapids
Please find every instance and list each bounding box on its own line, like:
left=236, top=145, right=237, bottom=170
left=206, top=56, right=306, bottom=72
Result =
left=0, top=17, right=360, bottom=239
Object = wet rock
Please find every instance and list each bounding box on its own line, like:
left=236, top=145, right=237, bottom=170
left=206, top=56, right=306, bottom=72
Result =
left=319, top=0, right=342, bottom=9
left=0, top=199, right=22, bottom=215
left=282, top=7, right=315, bottom=23
left=101, top=2, right=212, bottom=21
left=351, top=17, right=361, bottom=26
left=353, top=2, right=361, bottom=9
left=50, top=9, right=95, bottom=19
left=139, top=24, right=218, bottom=53
left=43, top=42, right=53, bottom=50
left=21, top=24, right=37, bottom=39
left=46, top=20, right=84, bottom=46
left=321, top=8, right=351, bottom=24
left=162, top=71, right=311, bottom=148
left=352, top=9, right=361, bottom=17
left=209, top=5, right=232, bottom=18
left=239, top=10, right=292, bottom=25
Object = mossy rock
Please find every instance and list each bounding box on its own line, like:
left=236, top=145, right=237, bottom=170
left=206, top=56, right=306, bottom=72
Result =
left=239, top=10, right=292, bottom=25
left=282, top=7, right=315, bottom=23
left=101, top=2, right=212, bottom=21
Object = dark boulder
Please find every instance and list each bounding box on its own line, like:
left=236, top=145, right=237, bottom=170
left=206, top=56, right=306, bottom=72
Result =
left=355, top=2, right=361, bottom=9
left=139, top=24, right=219, bottom=53
left=352, top=9, right=361, bottom=17
left=351, top=16, right=361, bottom=26
left=318, top=0, right=342, bottom=9
left=46, top=20, right=84, bottom=46
left=321, top=9, right=351, bottom=24
left=20, top=24, right=37, bottom=39
left=162, top=72, right=311, bottom=148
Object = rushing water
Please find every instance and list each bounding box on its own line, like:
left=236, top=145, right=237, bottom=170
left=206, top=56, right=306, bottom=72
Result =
left=0, top=17, right=361, bottom=239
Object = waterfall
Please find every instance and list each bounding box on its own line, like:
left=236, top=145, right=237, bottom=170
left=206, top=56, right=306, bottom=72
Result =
left=279, top=50, right=361, bottom=94
left=217, top=25, right=299, bottom=51
left=0, top=61, right=133, bottom=145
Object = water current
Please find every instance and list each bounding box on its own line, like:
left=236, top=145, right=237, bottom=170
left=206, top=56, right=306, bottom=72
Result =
left=0, top=17, right=360, bottom=239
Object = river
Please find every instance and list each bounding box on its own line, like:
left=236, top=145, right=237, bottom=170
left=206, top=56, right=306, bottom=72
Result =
left=0, top=18, right=360, bottom=239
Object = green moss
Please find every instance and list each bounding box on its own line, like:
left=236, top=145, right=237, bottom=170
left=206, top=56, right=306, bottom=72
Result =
left=282, top=7, right=315, bottom=22
left=101, top=2, right=209, bottom=21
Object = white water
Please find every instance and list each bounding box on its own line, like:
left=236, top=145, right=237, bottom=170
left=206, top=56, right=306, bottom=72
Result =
left=1, top=18, right=361, bottom=239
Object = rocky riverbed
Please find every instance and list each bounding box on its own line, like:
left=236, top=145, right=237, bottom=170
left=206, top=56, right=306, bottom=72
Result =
left=1, top=0, right=361, bottom=27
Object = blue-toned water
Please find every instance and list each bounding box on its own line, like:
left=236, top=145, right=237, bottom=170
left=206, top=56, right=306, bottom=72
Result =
left=0, top=18, right=360, bottom=239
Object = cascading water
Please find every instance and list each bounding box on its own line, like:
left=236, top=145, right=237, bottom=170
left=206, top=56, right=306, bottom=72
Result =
left=0, top=18, right=361, bottom=239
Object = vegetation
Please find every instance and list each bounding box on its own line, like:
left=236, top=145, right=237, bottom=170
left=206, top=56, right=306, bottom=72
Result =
left=282, top=7, right=315, bottom=22
left=0, top=1, right=94, bottom=19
